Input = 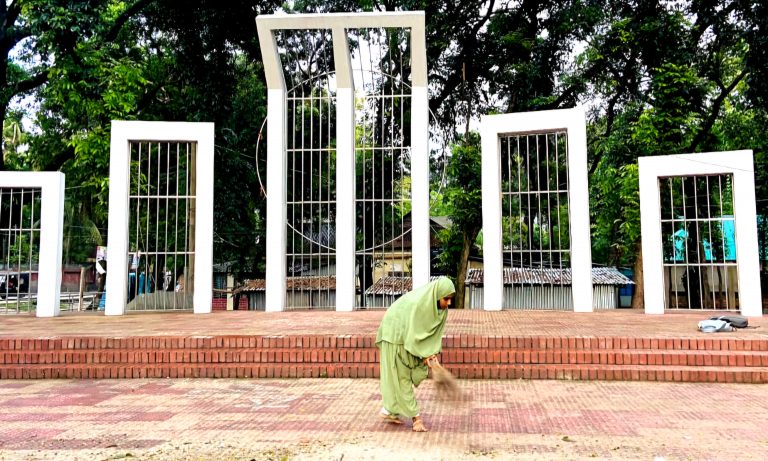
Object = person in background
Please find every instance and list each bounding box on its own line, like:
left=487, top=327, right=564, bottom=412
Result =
left=375, top=276, right=455, bottom=432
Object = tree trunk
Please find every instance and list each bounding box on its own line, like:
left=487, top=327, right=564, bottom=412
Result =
left=454, top=230, right=476, bottom=309
left=357, top=255, right=373, bottom=308
left=630, top=242, right=644, bottom=310
left=0, top=103, right=6, bottom=170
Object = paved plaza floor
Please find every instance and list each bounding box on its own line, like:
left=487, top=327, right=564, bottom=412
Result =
left=1, top=308, right=766, bottom=338
left=0, top=377, right=766, bottom=461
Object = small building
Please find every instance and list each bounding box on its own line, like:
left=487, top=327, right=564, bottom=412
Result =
left=363, top=275, right=441, bottom=308
left=234, top=276, right=336, bottom=310
left=369, top=214, right=451, bottom=282
left=465, top=267, right=633, bottom=310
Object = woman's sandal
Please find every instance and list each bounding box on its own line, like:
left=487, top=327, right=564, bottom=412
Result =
left=379, top=410, right=402, bottom=425
left=412, top=416, right=428, bottom=432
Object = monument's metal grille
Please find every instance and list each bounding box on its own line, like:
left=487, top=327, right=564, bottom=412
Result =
left=499, top=132, right=571, bottom=309
left=353, top=27, right=412, bottom=309
left=274, top=27, right=413, bottom=310
left=278, top=28, right=338, bottom=310
left=127, top=141, right=195, bottom=311
left=659, top=174, right=738, bottom=310
left=0, top=188, right=40, bottom=314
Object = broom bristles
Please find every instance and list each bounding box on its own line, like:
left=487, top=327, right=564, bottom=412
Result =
left=430, top=360, right=466, bottom=401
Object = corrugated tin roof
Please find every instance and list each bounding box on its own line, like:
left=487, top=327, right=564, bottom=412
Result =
left=364, top=275, right=442, bottom=296
left=591, top=267, right=634, bottom=285
left=235, top=276, right=336, bottom=293
left=465, top=267, right=633, bottom=286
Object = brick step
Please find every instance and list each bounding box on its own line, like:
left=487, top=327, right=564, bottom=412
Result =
left=441, top=363, right=768, bottom=383
left=0, top=363, right=378, bottom=379
left=442, top=336, right=768, bottom=351
left=4, top=336, right=766, bottom=352
left=5, top=348, right=768, bottom=368
left=439, top=349, right=768, bottom=367
left=2, top=362, right=767, bottom=383
left=0, top=348, right=379, bottom=365
left=0, top=336, right=377, bottom=351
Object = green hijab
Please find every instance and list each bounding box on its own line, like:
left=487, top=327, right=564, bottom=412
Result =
left=376, top=276, right=455, bottom=358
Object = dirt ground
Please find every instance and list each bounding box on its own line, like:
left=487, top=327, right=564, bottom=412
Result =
left=3, top=436, right=763, bottom=461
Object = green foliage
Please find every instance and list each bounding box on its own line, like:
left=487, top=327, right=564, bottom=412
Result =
left=590, top=161, right=639, bottom=265
left=6, top=232, right=38, bottom=267
left=434, top=132, right=482, bottom=277
left=443, top=133, right=483, bottom=233
left=3, top=0, right=768, bottom=284
left=2, top=109, right=30, bottom=170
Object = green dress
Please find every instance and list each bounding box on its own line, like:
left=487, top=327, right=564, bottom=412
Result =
left=375, top=276, right=455, bottom=418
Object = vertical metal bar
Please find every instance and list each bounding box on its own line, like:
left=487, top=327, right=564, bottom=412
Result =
left=545, top=134, right=553, bottom=272
left=7, top=189, right=13, bottom=306
left=154, top=142, right=160, bottom=309
left=14, top=189, right=22, bottom=310
left=0, top=189, right=6, bottom=305
left=705, top=175, right=715, bottom=309
left=719, top=174, right=729, bottom=310
left=516, top=136, right=523, bottom=285
left=694, top=176, right=704, bottom=310
left=142, top=142, right=151, bottom=310
left=555, top=133, right=563, bottom=274
left=289, top=86, right=296, bottom=309
left=173, top=141, right=180, bottom=308
left=680, top=177, right=691, bottom=309
left=30, top=189, right=38, bottom=310
left=505, top=137, right=514, bottom=300
left=186, top=141, right=193, bottom=308
left=362, top=33, right=372, bottom=306
left=162, top=142, right=169, bottom=307
left=134, top=143, right=141, bottom=308
left=319, top=41, right=327, bottom=308
left=668, top=177, right=674, bottom=309
left=534, top=134, right=543, bottom=272
left=308, top=56, right=315, bottom=308
left=377, top=32, right=385, bottom=297
left=388, top=30, right=394, bottom=284
left=525, top=135, right=532, bottom=273
left=300, top=57, right=308, bottom=309
left=402, top=34, right=408, bottom=285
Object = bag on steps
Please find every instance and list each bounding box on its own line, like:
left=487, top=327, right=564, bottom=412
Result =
left=697, top=319, right=734, bottom=333
left=709, top=315, right=748, bottom=329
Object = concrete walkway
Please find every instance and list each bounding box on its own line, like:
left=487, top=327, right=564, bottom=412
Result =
left=1, top=378, right=766, bottom=460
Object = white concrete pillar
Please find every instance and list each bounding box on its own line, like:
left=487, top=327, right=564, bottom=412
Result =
left=333, top=26, right=356, bottom=312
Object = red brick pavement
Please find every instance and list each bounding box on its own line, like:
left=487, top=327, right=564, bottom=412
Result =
left=0, top=378, right=766, bottom=460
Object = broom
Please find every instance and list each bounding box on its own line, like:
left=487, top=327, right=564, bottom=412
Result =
left=427, top=356, right=465, bottom=401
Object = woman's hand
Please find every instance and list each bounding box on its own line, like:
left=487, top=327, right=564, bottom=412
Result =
left=423, top=355, right=438, bottom=367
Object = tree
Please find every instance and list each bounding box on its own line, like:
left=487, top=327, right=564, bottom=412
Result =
left=0, top=0, right=157, bottom=169
left=582, top=0, right=762, bottom=308
left=19, top=1, right=281, bottom=275
left=433, top=132, right=482, bottom=309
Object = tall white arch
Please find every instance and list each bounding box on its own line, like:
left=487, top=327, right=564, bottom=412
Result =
left=105, top=121, right=214, bottom=316
left=639, top=151, right=761, bottom=317
left=480, top=108, right=593, bottom=312
left=0, top=172, right=65, bottom=317
left=256, top=12, right=429, bottom=312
